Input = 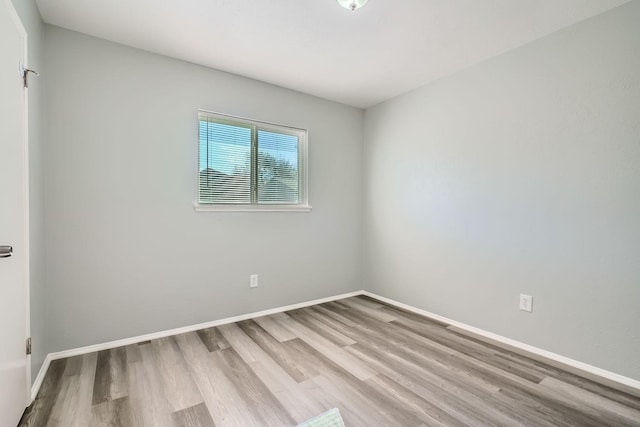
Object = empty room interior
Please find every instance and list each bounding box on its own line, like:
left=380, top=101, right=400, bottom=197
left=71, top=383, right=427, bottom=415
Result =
left=2, top=0, right=640, bottom=426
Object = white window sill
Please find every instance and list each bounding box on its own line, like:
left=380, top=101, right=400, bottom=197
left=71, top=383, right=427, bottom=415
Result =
left=194, top=202, right=312, bottom=213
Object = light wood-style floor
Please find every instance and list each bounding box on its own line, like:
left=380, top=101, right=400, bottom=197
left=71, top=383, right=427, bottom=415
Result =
left=20, top=296, right=640, bottom=427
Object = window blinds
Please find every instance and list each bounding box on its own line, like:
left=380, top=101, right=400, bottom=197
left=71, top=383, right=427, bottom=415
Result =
left=199, top=116, right=252, bottom=204
left=258, top=129, right=299, bottom=204
left=198, top=112, right=306, bottom=206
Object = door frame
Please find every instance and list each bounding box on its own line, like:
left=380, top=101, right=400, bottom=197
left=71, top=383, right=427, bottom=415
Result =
left=4, top=0, right=32, bottom=406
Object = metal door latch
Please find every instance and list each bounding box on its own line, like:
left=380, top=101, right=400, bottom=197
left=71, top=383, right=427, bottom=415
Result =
left=0, top=245, right=12, bottom=258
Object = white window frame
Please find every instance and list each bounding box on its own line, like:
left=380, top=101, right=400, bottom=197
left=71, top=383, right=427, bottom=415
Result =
left=194, top=110, right=311, bottom=212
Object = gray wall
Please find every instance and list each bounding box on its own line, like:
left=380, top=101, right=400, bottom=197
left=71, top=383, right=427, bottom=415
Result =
left=44, top=26, right=364, bottom=352
left=363, top=2, right=640, bottom=380
left=12, top=0, right=47, bottom=383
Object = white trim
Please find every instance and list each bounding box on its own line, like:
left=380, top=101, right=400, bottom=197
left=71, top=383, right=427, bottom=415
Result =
left=50, top=291, right=361, bottom=359
left=22, top=32, right=32, bottom=407
left=30, top=289, right=640, bottom=402
left=362, top=291, right=640, bottom=396
left=196, top=109, right=309, bottom=211
left=30, top=290, right=363, bottom=400
left=194, top=202, right=312, bottom=213
left=198, top=109, right=307, bottom=134
left=4, top=0, right=32, bottom=406
left=30, top=354, right=50, bottom=402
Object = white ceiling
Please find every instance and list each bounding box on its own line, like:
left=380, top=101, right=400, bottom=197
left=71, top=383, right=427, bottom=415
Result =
left=36, top=0, right=629, bottom=108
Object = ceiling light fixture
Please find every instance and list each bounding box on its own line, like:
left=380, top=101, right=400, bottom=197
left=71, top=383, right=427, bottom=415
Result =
left=337, top=0, right=368, bottom=11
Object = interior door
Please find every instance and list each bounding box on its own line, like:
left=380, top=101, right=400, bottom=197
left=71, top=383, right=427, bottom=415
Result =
left=0, top=0, right=29, bottom=424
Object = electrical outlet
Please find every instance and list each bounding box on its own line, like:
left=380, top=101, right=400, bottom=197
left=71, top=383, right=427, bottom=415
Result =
left=519, top=294, right=533, bottom=312
left=250, top=274, right=259, bottom=288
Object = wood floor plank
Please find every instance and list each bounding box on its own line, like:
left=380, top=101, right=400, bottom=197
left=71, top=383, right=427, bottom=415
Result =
left=62, top=355, right=83, bottom=377
left=136, top=343, right=177, bottom=426
left=296, top=377, right=371, bottom=427
left=338, top=310, right=582, bottom=427
left=124, top=344, right=142, bottom=363
left=344, top=345, right=471, bottom=427
left=325, top=300, right=350, bottom=311
left=218, top=322, right=301, bottom=391
left=237, top=320, right=318, bottom=383
left=448, top=324, right=640, bottom=402
left=334, top=305, right=525, bottom=392
left=216, top=323, right=262, bottom=363
left=152, top=337, right=204, bottom=413
left=24, top=296, right=640, bottom=427
left=269, top=311, right=293, bottom=321
left=19, top=359, right=67, bottom=427
left=550, top=370, right=640, bottom=412
left=369, top=328, right=599, bottom=427
left=346, top=342, right=531, bottom=427
left=253, top=314, right=297, bottom=342
left=306, top=306, right=362, bottom=341
left=125, top=358, right=154, bottom=427
left=219, top=321, right=326, bottom=423
left=213, top=348, right=296, bottom=426
left=171, top=403, right=216, bottom=427
left=497, top=386, right=609, bottom=427
left=287, top=309, right=357, bottom=347
left=388, top=314, right=550, bottom=383
left=308, top=374, right=396, bottom=427
left=378, top=303, right=450, bottom=327
left=538, top=377, right=640, bottom=426
left=339, top=297, right=398, bottom=322
left=314, top=304, right=358, bottom=327
left=279, top=314, right=377, bottom=381
left=493, top=348, right=640, bottom=411
left=281, top=336, right=426, bottom=426
left=92, top=347, right=128, bottom=406
left=90, top=396, right=131, bottom=427
left=328, top=304, right=506, bottom=393
left=248, top=360, right=325, bottom=423
left=365, top=373, right=463, bottom=427
left=351, top=295, right=386, bottom=309
left=69, top=352, right=99, bottom=427
left=387, top=310, right=509, bottom=358
left=175, top=331, right=262, bottom=427
left=46, top=375, right=81, bottom=427
left=34, top=354, right=95, bottom=427
left=196, top=327, right=230, bottom=352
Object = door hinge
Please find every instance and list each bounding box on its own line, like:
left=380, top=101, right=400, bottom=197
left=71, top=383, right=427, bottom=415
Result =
left=26, top=337, right=32, bottom=355
left=21, top=65, right=39, bottom=88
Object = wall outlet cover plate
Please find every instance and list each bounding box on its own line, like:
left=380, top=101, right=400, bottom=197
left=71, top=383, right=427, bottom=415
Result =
left=520, top=294, right=533, bottom=312
left=250, top=274, right=259, bottom=288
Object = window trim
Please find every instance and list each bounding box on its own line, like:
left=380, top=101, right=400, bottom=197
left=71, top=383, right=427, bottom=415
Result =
left=193, top=202, right=312, bottom=213
left=194, top=110, right=311, bottom=212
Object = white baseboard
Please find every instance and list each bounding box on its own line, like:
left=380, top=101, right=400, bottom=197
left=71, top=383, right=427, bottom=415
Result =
left=30, top=289, right=640, bottom=402
left=29, top=290, right=364, bottom=401
left=30, top=355, right=51, bottom=401
left=362, top=291, right=640, bottom=397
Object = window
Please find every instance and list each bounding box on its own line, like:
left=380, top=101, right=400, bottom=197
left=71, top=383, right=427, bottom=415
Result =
left=196, top=111, right=310, bottom=212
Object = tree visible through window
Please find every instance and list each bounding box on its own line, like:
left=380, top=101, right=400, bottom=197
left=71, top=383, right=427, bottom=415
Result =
left=198, top=111, right=308, bottom=207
